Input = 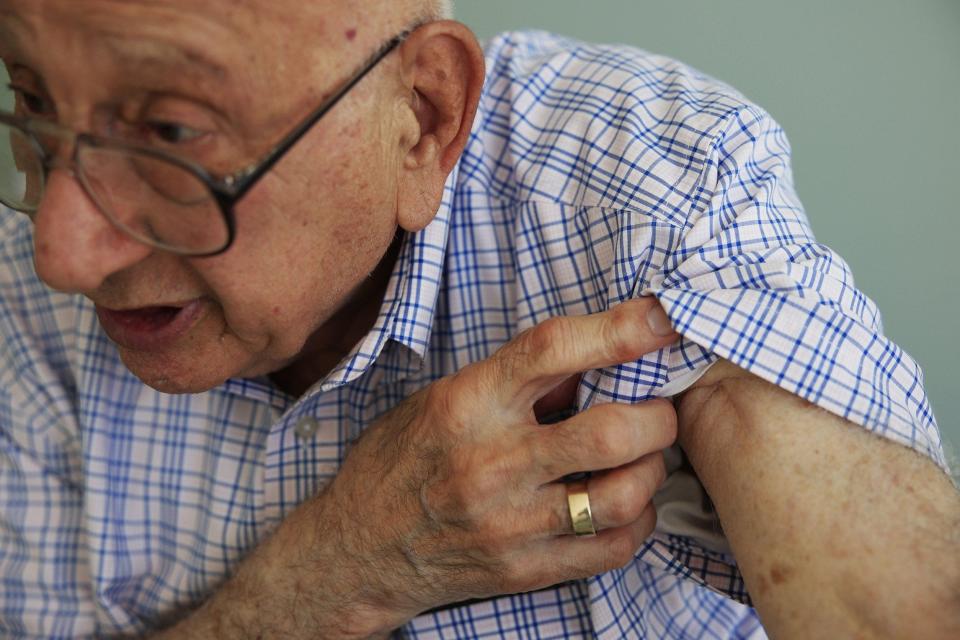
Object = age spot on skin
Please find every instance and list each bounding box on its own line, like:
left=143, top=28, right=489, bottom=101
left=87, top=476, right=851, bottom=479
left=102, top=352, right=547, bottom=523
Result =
left=769, top=563, right=793, bottom=585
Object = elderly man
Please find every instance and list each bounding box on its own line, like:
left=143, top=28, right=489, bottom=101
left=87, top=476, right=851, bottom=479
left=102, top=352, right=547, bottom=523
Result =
left=0, top=0, right=956, bottom=638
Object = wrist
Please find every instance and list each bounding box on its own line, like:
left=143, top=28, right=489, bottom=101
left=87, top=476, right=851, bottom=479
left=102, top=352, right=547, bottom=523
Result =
left=165, top=493, right=403, bottom=640
left=265, top=492, right=404, bottom=638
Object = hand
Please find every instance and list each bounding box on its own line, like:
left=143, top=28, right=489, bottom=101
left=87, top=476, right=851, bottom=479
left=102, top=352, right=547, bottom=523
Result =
left=323, top=298, right=680, bottom=633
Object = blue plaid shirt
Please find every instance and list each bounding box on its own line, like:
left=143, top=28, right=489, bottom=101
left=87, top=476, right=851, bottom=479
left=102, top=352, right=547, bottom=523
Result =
left=0, top=31, right=946, bottom=639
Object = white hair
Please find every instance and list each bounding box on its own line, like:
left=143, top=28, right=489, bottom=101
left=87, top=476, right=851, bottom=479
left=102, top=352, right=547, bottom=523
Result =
left=431, top=0, right=454, bottom=19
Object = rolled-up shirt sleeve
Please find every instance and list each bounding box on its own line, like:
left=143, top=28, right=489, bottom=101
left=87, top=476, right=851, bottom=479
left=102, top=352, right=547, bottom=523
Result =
left=645, top=104, right=945, bottom=469
left=572, top=102, right=947, bottom=608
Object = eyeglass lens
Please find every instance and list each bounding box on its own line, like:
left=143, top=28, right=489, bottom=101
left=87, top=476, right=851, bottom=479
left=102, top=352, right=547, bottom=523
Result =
left=0, top=66, right=41, bottom=210
left=0, top=123, right=44, bottom=211
left=0, top=118, right=230, bottom=254
left=0, top=68, right=229, bottom=254
left=76, top=146, right=229, bottom=254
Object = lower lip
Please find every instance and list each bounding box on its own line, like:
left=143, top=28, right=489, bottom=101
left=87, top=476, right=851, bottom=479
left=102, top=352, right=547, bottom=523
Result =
left=95, top=299, right=206, bottom=353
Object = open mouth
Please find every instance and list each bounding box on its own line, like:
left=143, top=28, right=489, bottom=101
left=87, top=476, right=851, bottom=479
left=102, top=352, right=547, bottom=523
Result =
left=106, top=306, right=184, bottom=331
left=94, top=299, right=206, bottom=352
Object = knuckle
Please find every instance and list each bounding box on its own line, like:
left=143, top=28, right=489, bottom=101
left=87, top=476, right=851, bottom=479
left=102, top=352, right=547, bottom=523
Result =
left=610, top=401, right=642, bottom=428
left=636, top=468, right=660, bottom=508
left=602, top=532, right=639, bottom=573
left=651, top=399, right=679, bottom=440
left=605, top=490, right=639, bottom=525
left=424, top=376, right=462, bottom=424
left=651, top=453, right=667, bottom=488
left=529, top=316, right=569, bottom=356
left=633, top=455, right=666, bottom=505
left=630, top=398, right=677, bottom=449
left=604, top=302, right=646, bottom=362
left=589, top=418, right=622, bottom=461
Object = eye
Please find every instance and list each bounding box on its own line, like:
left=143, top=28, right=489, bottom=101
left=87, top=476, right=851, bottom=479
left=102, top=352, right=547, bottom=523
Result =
left=6, top=83, right=55, bottom=117
left=137, top=121, right=207, bottom=146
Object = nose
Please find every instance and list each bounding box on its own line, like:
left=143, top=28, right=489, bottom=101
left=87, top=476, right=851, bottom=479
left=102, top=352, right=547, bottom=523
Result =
left=31, top=169, right=153, bottom=293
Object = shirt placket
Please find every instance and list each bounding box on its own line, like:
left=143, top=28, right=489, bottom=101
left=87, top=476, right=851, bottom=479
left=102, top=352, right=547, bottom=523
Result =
left=262, top=386, right=354, bottom=527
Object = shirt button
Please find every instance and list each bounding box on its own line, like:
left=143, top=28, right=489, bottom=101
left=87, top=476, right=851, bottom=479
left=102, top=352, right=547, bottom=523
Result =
left=294, top=416, right=319, bottom=440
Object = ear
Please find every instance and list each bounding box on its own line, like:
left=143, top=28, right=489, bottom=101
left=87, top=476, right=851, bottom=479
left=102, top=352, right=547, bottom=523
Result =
left=395, top=21, right=485, bottom=232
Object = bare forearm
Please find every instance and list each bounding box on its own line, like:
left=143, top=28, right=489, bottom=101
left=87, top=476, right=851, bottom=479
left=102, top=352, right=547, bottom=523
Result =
left=151, top=494, right=393, bottom=640
left=678, top=361, right=960, bottom=639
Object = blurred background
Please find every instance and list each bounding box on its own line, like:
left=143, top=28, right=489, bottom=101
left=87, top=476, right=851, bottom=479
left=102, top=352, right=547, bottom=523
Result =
left=455, top=0, right=960, bottom=461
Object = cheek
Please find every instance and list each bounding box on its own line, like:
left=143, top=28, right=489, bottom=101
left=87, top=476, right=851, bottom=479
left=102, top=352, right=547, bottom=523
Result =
left=203, top=177, right=397, bottom=355
left=240, top=119, right=399, bottom=259
left=200, top=103, right=400, bottom=353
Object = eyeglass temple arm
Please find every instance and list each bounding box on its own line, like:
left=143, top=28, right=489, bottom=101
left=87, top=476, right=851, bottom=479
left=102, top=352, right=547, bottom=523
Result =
left=224, top=32, right=409, bottom=199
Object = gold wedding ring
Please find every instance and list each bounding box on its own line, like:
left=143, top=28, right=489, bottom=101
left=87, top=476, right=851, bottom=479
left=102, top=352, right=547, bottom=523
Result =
left=566, top=480, right=596, bottom=536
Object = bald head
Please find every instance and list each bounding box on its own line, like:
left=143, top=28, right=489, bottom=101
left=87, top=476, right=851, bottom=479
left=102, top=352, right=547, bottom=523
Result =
left=358, top=0, right=454, bottom=33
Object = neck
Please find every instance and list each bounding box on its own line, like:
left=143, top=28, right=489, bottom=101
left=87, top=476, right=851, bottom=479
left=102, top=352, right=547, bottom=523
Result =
left=269, top=234, right=403, bottom=397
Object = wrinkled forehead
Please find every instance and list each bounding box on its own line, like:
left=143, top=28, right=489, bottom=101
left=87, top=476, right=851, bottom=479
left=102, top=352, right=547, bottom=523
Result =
left=0, top=0, right=376, bottom=84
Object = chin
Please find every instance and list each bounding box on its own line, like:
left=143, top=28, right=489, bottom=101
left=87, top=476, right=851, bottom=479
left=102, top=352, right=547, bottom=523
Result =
left=117, top=348, right=236, bottom=395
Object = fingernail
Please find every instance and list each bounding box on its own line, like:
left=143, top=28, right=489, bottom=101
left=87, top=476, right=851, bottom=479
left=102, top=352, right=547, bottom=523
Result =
left=646, top=304, right=675, bottom=337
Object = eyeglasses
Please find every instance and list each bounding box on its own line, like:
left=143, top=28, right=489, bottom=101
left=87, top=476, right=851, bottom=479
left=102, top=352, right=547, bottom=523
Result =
left=0, top=31, right=408, bottom=257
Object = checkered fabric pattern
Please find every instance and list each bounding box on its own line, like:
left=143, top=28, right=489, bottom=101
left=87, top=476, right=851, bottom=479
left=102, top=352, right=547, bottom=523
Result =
left=0, top=31, right=945, bottom=639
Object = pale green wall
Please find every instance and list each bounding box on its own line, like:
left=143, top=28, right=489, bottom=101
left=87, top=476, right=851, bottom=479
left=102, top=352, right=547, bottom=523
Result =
left=456, top=0, right=960, bottom=461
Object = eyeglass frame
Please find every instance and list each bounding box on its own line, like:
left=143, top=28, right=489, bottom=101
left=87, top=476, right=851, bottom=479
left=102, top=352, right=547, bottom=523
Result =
left=0, top=29, right=410, bottom=257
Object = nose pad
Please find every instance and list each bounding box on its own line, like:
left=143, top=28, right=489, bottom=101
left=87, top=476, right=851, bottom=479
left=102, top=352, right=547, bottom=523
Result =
left=31, top=169, right=152, bottom=293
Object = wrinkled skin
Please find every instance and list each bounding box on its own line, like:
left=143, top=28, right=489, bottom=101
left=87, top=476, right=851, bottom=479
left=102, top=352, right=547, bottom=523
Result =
left=163, top=300, right=679, bottom=638
left=0, top=0, right=446, bottom=394
left=0, top=2, right=685, bottom=637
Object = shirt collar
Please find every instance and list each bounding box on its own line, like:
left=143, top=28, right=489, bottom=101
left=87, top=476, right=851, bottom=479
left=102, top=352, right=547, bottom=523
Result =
left=313, top=172, right=462, bottom=399
left=220, top=168, right=458, bottom=404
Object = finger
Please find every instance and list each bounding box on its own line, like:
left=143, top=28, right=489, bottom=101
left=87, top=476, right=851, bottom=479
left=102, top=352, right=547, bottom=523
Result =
left=548, top=503, right=657, bottom=576
left=529, top=398, right=677, bottom=483
left=504, top=505, right=657, bottom=594
left=485, top=298, right=679, bottom=410
left=538, top=452, right=666, bottom=535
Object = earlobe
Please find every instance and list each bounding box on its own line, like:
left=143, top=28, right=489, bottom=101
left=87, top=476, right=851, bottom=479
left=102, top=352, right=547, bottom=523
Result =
left=395, top=21, right=484, bottom=232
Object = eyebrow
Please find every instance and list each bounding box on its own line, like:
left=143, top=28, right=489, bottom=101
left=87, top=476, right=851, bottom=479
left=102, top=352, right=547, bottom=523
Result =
left=99, top=34, right=230, bottom=85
